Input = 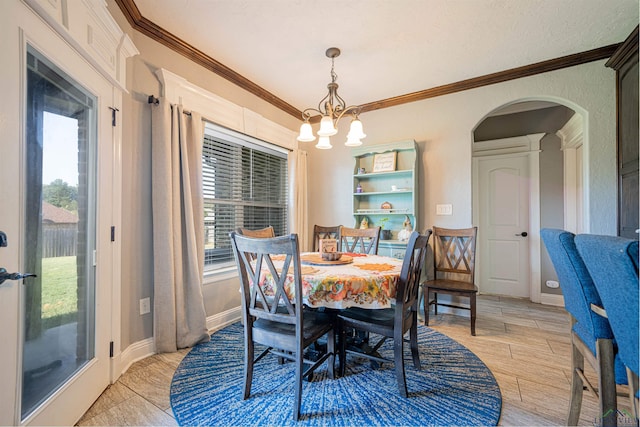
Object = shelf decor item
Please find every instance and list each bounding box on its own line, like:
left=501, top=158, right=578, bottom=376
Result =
left=381, top=201, right=392, bottom=210
left=378, top=217, right=392, bottom=240
left=372, top=151, right=397, bottom=172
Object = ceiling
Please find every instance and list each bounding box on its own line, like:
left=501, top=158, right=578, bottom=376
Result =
left=129, top=0, right=637, bottom=119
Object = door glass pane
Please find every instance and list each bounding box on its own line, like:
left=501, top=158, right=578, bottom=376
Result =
left=22, top=47, right=97, bottom=419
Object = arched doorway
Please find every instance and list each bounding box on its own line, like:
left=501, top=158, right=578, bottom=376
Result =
left=471, top=99, right=585, bottom=305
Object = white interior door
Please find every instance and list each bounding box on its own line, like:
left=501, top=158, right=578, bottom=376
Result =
left=0, top=3, right=113, bottom=425
left=477, top=154, right=531, bottom=297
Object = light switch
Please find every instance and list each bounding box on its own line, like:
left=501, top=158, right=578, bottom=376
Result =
left=436, top=204, right=453, bottom=215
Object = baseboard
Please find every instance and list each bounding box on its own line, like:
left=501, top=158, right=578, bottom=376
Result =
left=110, top=337, right=155, bottom=383
left=540, top=292, right=565, bottom=307
left=110, top=306, right=242, bottom=383
left=206, top=306, right=242, bottom=334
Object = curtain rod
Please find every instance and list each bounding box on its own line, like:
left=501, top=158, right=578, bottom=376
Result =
left=147, top=94, right=191, bottom=115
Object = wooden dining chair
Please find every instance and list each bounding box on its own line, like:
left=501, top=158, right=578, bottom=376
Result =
left=337, top=230, right=431, bottom=397
left=340, top=226, right=381, bottom=254
left=422, top=226, right=478, bottom=335
left=229, top=232, right=335, bottom=421
left=236, top=226, right=275, bottom=238
left=312, top=225, right=342, bottom=252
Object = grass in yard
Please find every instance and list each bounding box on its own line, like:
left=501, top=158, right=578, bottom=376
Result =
left=42, top=256, right=78, bottom=326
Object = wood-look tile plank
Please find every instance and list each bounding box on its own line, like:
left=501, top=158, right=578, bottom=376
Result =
left=77, top=394, right=177, bottom=426
left=78, top=382, right=137, bottom=422
left=117, top=357, right=175, bottom=410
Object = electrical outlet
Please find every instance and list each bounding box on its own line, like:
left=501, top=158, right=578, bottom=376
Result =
left=436, top=204, right=453, bottom=215
left=546, top=280, right=560, bottom=289
left=140, top=297, right=151, bottom=315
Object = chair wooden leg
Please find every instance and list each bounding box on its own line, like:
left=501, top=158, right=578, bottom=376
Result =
left=339, top=319, right=347, bottom=377
left=410, top=320, right=421, bottom=370
left=596, top=338, right=617, bottom=427
left=470, top=293, right=477, bottom=336
left=424, top=287, right=430, bottom=326
left=326, top=329, right=335, bottom=380
left=627, top=368, right=639, bottom=420
left=433, top=292, right=438, bottom=315
left=568, top=340, right=585, bottom=426
left=294, top=345, right=303, bottom=421
left=394, top=331, right=408, bottom=398
left=243, top=335, right=254, bottom=400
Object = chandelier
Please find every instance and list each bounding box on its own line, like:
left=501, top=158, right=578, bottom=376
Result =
left=297, top=47, right=366, bottom=149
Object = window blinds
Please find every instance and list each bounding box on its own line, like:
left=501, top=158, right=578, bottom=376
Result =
left=202, top=125, right=289, bottom=269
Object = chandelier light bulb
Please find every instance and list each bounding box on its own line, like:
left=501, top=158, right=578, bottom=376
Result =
left=347, top=118, right=366, bottom=139
left=297, top=122, right=316, bottom=142
left=315, top=136, right=333, bottom=150
left=317, top=115, right=338, bottom=137
left=345, top=134, right=363, bottom=147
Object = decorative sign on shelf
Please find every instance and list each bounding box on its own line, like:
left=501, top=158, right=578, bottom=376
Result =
left=372, top=151, right=397, bottom=172
left=319, top=238, right=338, bottom=254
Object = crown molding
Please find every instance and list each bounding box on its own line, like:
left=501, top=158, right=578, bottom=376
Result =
left=605, top=25, right=638, bottom=70
left=358, top=44, right=619, bottom=113
left=115, top=0, right=621, bottom=119
left=113, top=0, right=302, bottom=119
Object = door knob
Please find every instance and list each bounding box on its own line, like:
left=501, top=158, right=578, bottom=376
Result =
left=0, top=231, right=7, bottom=247
left=515, top=232, right=528, bottom=237
left=0, top=268, right=37, bottom=285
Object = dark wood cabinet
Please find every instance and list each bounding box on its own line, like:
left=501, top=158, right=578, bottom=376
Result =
left=606, top=26, right=639, bottom=239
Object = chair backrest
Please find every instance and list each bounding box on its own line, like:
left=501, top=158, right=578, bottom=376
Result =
left=540, top=229, right=613, bottom=341
left=236, top=226, right=275, bottom=238
left=432, top=226, right=477, bottom=283
left=575, top=234, right=639, bottom=375
left=395, top=230, right=432, bottom=322
left=230, top=232, right=302, bottom=326
left=313, top=225, right=342, bottom=252
left=340, top=226, right=381, bottom=254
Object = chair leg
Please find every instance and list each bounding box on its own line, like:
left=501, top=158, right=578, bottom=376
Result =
left=294, top=345, right=304, bottom=421
left=407, top=318, right=419, bottom=369
left=424, top=287, right=430, bottom=326
left=433, top=292, right=438, bottom=315
left=470, top=293, right=477, bottom=336
left=627, top=368, right=639, bottom=420
left=596, top=338, right=617, bottom=427
left=326, top=329, right=335, bottom=380
left=394, top=331, right=408, bottom=398
left=243, top=336, right=255, bottom=400
left=568, top=340, right=585, bottom=426
left=339, top=319, right=347, bottom=377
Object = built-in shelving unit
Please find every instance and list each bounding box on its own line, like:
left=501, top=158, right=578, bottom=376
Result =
left=352, top=140, right=418, bottom=258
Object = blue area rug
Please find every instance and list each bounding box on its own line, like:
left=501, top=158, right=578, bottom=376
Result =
left=170, top=323, right=502, bottom=426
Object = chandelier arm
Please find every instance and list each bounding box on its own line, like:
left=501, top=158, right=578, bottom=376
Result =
left=334, top=105, right=361, bottom=126
left=302, top=108, right=322, bottom=120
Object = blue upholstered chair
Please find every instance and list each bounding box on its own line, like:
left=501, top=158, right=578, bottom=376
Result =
left=575, top=234, right=639, bottom=420
left=541, top=229, right=627, bottom=426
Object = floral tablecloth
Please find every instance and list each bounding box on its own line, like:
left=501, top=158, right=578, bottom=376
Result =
left=257, top=252, right=403, bottom=309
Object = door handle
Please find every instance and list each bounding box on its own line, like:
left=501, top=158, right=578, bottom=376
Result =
left=515, top=232, right=528, bottom=237
left=0, top=268, right=37, bottom=285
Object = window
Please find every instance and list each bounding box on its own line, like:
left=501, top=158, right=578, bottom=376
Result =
left=203, top=123, right=289, bottom=270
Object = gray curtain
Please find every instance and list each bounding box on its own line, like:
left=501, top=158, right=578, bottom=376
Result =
left=151, top=99, right=209, bottom=352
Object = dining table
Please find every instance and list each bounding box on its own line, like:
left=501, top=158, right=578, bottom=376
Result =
left=256, top=252, right=404, bottom=310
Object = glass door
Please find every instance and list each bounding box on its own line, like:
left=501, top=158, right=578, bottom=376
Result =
left=21, top=47, right=98, bottom=419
